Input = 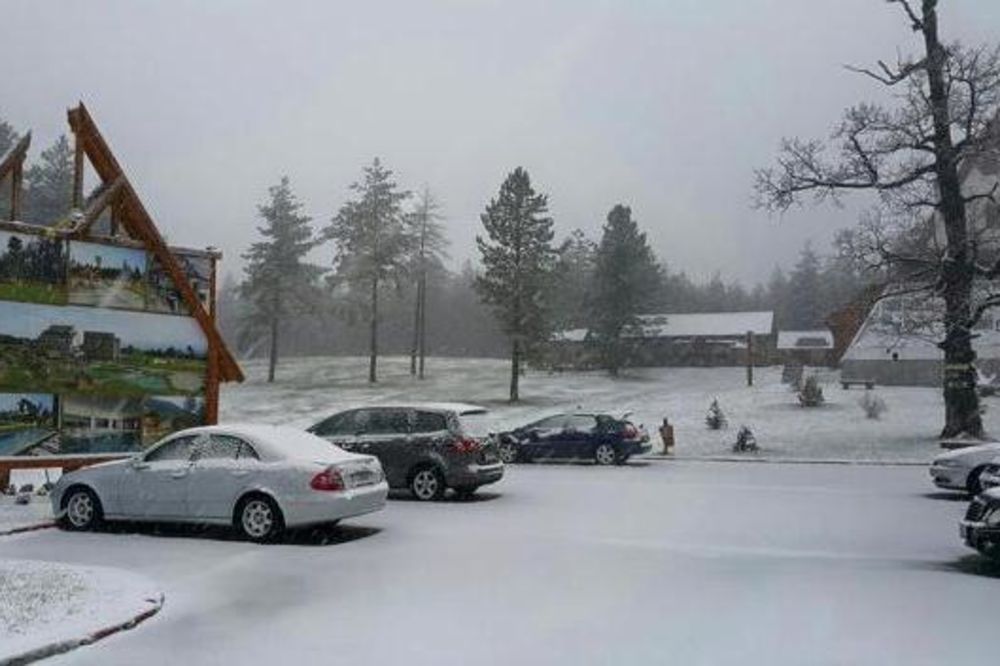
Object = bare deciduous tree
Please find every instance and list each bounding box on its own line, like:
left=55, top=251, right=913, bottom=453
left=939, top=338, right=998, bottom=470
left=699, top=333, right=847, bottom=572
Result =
left=755, top=0, right=1000, bottom=438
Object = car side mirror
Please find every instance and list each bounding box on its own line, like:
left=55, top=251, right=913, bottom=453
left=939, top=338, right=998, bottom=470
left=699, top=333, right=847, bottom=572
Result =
left=131, top=457, right=149, bottom=470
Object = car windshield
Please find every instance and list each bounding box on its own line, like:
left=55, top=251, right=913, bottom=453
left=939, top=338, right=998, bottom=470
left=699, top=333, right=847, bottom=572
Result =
left=456, top=412, right=498, bottom=439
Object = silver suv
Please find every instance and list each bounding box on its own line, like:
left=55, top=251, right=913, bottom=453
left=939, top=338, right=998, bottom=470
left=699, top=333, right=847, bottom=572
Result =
left=308, top=403, right=504, bottom=501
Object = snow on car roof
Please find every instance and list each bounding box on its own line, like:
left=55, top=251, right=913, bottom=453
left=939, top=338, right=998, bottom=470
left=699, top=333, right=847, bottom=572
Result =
left=776, top=330, right=834, bottom=350
left=179, top=423, right=354, bottom=462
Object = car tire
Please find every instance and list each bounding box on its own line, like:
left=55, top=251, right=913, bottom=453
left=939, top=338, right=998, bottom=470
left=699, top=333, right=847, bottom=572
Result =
left=409, top=466, right=446, bottom=501
left=454, top=486, right=478, bottom=500
left=595, top=443, right=618, bottom=466
left=59, top=486, right=103, bottom=531
left=235, top=494, right=284, bottom=543
left=498, top=441, right=518, bottom=464
left=968, top=466, right=988, bottom=496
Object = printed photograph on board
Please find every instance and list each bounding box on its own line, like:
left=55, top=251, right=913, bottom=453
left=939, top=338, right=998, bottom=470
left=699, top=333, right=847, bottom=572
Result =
left=147, top=251, right=212, bottom=315
left=0, top=230, right=68, bottom=305
left=58, top=394, right=145, bottom=453
left=67, top=240, right=148, bottom=310
left=0, top=302, right=207, bottom=397
left=142, top=395, right=206, bottom=445
left=0, top=393, right=57, bottom=456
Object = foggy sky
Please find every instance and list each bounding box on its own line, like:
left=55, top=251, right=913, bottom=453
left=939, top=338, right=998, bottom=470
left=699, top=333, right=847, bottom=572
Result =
left=4, top=0, right=999, bottom=286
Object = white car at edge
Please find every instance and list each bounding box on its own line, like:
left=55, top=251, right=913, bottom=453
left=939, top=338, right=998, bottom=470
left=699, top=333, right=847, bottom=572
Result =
left=51, top=423, right=388, bottom=542
left=929, top=442, right=1000, bottom=495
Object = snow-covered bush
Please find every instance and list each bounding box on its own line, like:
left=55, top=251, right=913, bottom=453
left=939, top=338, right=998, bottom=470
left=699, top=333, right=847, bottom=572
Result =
left=733, top=425, right=758, bottom=453
left=798, top=375, right=824, bottom=407
left=705, top=399, right=727, bottom=430
left=858, top=391, right=887, bottom=419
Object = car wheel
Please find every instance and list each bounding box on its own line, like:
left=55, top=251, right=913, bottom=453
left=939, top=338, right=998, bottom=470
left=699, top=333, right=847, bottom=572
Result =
left=595, top=443, right=618, bottom=466
left=236, top=494, right=284, bottom=543
left=968, top=466, right=988, bottom=496
left=59, top=486, right=103, bottom=531
left=410, top=466, right=446, bottom=501
left=498, top=441, right=518, bottom=464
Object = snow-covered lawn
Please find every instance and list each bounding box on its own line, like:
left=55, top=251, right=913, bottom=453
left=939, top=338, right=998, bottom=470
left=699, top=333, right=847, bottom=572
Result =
left=0, top=559, right=161, bottom=662
left=222, top=356, right=990, bottom=462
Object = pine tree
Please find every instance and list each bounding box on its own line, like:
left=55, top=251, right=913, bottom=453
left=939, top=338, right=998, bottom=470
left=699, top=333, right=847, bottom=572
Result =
left=588, top=204, right=661, bottom=375
left=325, top=158, right=412, bottom=383
left=407, top=186, right=448, bottom=379
left=550, top=229, right=596, bottom=331
left=0, top=117, right=16, bottom=157
left=22, top=135, right=74, bottom=226
left=240, top=177, right=324, bottom=383
left=786, top=243, right=823, bottom=328
left=476, top=167, right=555, bottom=402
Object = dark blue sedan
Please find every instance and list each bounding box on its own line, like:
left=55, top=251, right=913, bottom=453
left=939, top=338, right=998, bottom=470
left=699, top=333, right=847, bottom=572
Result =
left=494, top=413, right=650, bottom=465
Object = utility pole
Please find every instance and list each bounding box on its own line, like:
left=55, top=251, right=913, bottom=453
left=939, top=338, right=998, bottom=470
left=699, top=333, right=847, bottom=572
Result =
left=746, top=331, right=754, bottom=387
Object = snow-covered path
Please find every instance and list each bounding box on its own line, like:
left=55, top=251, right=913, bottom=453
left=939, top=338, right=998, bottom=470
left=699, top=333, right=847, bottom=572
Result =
left=2, top=461, right=997, bottom=665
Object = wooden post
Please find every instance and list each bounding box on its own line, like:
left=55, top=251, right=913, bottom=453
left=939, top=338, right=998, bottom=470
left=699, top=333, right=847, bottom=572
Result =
left=73, top=133, right=85, bottom=209
left=10, top=163, right=22, bottom=221
left=205, top=345, right=220, bottom=425
left=746, top=331, right=754, bottom=387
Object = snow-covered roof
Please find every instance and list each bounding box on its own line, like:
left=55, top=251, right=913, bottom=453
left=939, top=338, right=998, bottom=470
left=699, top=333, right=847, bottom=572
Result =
left=633, top=311, right=774, bottom=338
left=777, top=330, right=834, bottom=350
left=843, top=293, right=1000, bottom=361
left=551, top=328, right=588, bottom=343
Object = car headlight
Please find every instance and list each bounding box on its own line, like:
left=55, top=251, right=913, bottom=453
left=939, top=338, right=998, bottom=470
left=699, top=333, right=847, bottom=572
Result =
left=986, top=507, right=1000, bottom=527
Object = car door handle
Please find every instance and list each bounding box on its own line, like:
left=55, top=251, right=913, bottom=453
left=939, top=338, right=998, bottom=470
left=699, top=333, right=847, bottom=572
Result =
left=230, top=470, right=250, bottom=477
left=170, top=470, right=189, bottom=479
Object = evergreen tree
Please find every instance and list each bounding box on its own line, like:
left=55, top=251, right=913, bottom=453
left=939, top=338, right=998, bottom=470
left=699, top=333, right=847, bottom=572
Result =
left=240, top=177, right=324, bottom=383
left=476, top=167, right=555, bottom=402
left=588, top=204, right=661, bottom=375
left=550, top=229, right=596, bottom=330
left=407, top=186, right=448, bottom=378
left=325, top=158, right=412, bottom=383
left=22, top=135, right=74, bottom=226
left=786, top=243, right=823, bottom=328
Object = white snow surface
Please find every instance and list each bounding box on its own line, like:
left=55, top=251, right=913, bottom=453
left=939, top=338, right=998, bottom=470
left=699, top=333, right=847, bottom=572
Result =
left=3, top=461, right=996, bottom=665
left=0, top=495, right=54, bottom=534
left=219, top=356, right=989, bottom=462
left=0, top=559, right=161, bottom=661
left=636, top=310, right=774, bottom=337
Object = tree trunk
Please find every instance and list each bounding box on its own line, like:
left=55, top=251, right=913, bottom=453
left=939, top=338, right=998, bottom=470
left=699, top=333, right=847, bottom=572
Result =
left=418, top=271, right=427, bottom=379
left=509, top=338, right=520, bottom=402
left=921, top=2, right=982, bottom=438
left=369, top=276, right=379, bottom=383
left=410, top=279, right=420, bottom=376
left=267, top=315, right=278, bottom=384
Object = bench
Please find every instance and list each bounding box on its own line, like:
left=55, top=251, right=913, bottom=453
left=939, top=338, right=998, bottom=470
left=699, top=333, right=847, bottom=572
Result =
left=841, top=379, right=875, bottom=390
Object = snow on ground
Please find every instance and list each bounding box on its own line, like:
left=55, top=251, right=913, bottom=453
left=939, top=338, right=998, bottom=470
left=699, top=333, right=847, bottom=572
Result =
left=222, top=356, right=989, bottom=462
left=3, top=461, right=996, bottom=665
left=1, top=495, right=54, bottom=534
left=0, top=559, right=161, bottom=662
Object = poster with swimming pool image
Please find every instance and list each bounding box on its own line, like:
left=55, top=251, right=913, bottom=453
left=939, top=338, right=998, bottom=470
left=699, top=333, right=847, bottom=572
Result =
left=0, top=301, right=207, bottom=398
left=0, top=393, right=57, bottom=456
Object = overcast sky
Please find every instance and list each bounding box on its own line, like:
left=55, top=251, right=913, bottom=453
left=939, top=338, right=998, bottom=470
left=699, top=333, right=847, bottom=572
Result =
left=4, top=0, right=999, bottom=286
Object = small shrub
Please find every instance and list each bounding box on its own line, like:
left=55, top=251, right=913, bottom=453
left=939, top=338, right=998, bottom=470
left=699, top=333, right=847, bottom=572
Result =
left=706, top=398, right=727, bottom=430
left=733, top=425, right=758, bottom=453
left=798, top=375, right=825, bottom=407
left=858, top=391, right=887, bottom=419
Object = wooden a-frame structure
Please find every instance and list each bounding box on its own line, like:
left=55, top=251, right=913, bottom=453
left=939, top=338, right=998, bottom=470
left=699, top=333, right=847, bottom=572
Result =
left=0, top=103, right=243, bottom=421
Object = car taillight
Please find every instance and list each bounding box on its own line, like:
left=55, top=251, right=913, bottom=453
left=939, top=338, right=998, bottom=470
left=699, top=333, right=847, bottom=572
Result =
left=623, top=424, right=638, bottom=439
left=451, top=437, right=481, bottom=454
left=310, top=468, right=345, bottom=491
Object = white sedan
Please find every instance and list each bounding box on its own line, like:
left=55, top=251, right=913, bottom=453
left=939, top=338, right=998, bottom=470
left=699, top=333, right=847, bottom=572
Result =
left=51, top=424, right=388, bottom=542
left=929, top=442, right=1000, bottom=495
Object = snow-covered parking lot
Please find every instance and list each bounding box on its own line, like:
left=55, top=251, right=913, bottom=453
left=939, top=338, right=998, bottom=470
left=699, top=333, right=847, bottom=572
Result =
left=2, top=460, right=997, bottom=665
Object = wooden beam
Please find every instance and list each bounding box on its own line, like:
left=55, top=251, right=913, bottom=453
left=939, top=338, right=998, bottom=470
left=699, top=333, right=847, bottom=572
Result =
left=71, top=175, right=124, bottom=237
left=1, top=133, right=31, bottom=220
left=0, top=132, right=30, bottom=181
left=73, top=130, right=84, bottom=208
